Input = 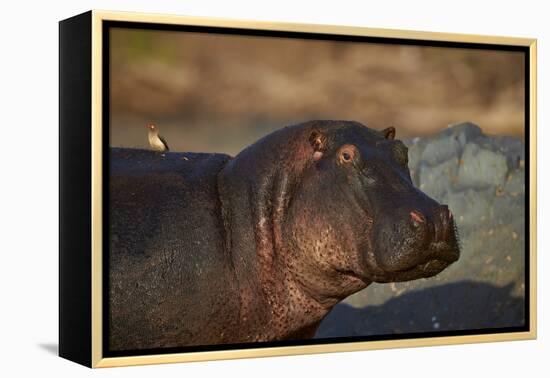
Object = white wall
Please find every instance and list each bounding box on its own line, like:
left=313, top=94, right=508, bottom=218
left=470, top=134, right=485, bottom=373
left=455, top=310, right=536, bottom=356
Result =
left=1, top=0, right=546, bottom=377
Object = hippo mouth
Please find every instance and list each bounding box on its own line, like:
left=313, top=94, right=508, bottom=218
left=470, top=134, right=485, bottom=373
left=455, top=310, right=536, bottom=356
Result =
left=396, top=254, right=458, bottom=281
left=363, top=202, right=461, bottom=284
left=367, top=240, right=460, bottom=283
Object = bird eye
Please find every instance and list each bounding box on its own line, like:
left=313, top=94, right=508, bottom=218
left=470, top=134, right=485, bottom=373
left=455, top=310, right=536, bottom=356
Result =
left=342, top=152, right=351, bottom=161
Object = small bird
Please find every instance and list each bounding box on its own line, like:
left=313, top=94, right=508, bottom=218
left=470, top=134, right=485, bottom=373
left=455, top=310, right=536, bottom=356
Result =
left=147, top=124, right=169, bottom=152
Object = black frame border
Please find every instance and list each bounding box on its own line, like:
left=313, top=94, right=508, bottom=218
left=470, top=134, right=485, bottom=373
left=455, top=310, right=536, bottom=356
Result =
left=59, top=11, right=93, bottom=367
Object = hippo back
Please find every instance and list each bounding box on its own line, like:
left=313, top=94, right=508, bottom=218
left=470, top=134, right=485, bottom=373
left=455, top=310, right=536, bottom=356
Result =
left=109, top=148, right=239, bottom=350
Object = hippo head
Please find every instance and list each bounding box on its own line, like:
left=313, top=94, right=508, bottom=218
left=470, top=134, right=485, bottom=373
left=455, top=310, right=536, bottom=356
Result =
left=286, top=121, right=460, bottom=285
left=219, top=120, right=460, bottom=305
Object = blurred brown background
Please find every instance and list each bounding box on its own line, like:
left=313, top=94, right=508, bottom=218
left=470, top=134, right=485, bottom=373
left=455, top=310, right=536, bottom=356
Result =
left=109, top=27, right=525, bottom=155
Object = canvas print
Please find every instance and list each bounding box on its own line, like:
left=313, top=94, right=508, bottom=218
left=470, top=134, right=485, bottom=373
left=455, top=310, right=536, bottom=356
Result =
left=107, top=25, right=527, bottom=354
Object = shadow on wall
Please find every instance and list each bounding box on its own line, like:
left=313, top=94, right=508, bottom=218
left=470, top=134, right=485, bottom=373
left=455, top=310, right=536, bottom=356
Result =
left=315, top=281, right=525, bottom=338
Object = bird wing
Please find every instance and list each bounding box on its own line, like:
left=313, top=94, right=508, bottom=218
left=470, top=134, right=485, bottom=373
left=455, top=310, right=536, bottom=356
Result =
left=159, top=134, right=170, bottom=151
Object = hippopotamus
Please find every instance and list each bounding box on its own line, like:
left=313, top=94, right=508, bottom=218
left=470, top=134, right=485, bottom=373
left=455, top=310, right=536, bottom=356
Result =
left=109, top=120, right=460, bottom=351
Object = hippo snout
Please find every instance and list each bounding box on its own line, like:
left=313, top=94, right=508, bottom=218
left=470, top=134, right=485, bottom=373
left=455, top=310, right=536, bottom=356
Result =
left=410, top=205, right=454, bottom=245
left=372, top=203, right=460, bottom=279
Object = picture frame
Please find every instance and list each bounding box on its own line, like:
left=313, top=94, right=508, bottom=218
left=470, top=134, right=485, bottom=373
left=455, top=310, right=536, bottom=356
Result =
left=59, top=10, right=537, bottom=368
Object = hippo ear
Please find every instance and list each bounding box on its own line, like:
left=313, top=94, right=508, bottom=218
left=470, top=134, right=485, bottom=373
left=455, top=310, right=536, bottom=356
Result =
left=381, top=127, right=396, bottom=140
left=308, top=130, right=326, bottom=160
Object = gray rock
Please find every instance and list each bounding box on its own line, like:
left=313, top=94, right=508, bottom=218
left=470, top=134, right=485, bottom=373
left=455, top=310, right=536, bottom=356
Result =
left=417, top=158, right=459, bottom=199
left=443, top=187, right=493, bottom=229
left=491, top=136, right=525, bottom=170
left=420, top=135, right=461, bottom=166
left=505, top=167, right=525, bottom=195
left=403, top=137, right=423, bottom=166
left=418, top=122, right=483, bottom=167
left=403, top=137, right=427, bottom=183
left=405, top=122, right=487, bottom=178
left=456, top=142, right=508, bottom=190
left=440, top=122, right=483, bottom=147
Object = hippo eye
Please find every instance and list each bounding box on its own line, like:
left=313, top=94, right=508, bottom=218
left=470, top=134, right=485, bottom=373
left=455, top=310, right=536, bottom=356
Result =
left=338, top=145, right=357, bottom=164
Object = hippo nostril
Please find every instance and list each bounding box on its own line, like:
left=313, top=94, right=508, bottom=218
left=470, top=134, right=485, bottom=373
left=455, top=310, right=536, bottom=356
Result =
left=410, top=210, right=425, bottom=226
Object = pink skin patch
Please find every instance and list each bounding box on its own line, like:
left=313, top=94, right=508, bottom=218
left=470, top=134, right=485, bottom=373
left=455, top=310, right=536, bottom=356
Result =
left=410, top=210, right=425, bottom=224
left=313, top=151, right=324, bottom=161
